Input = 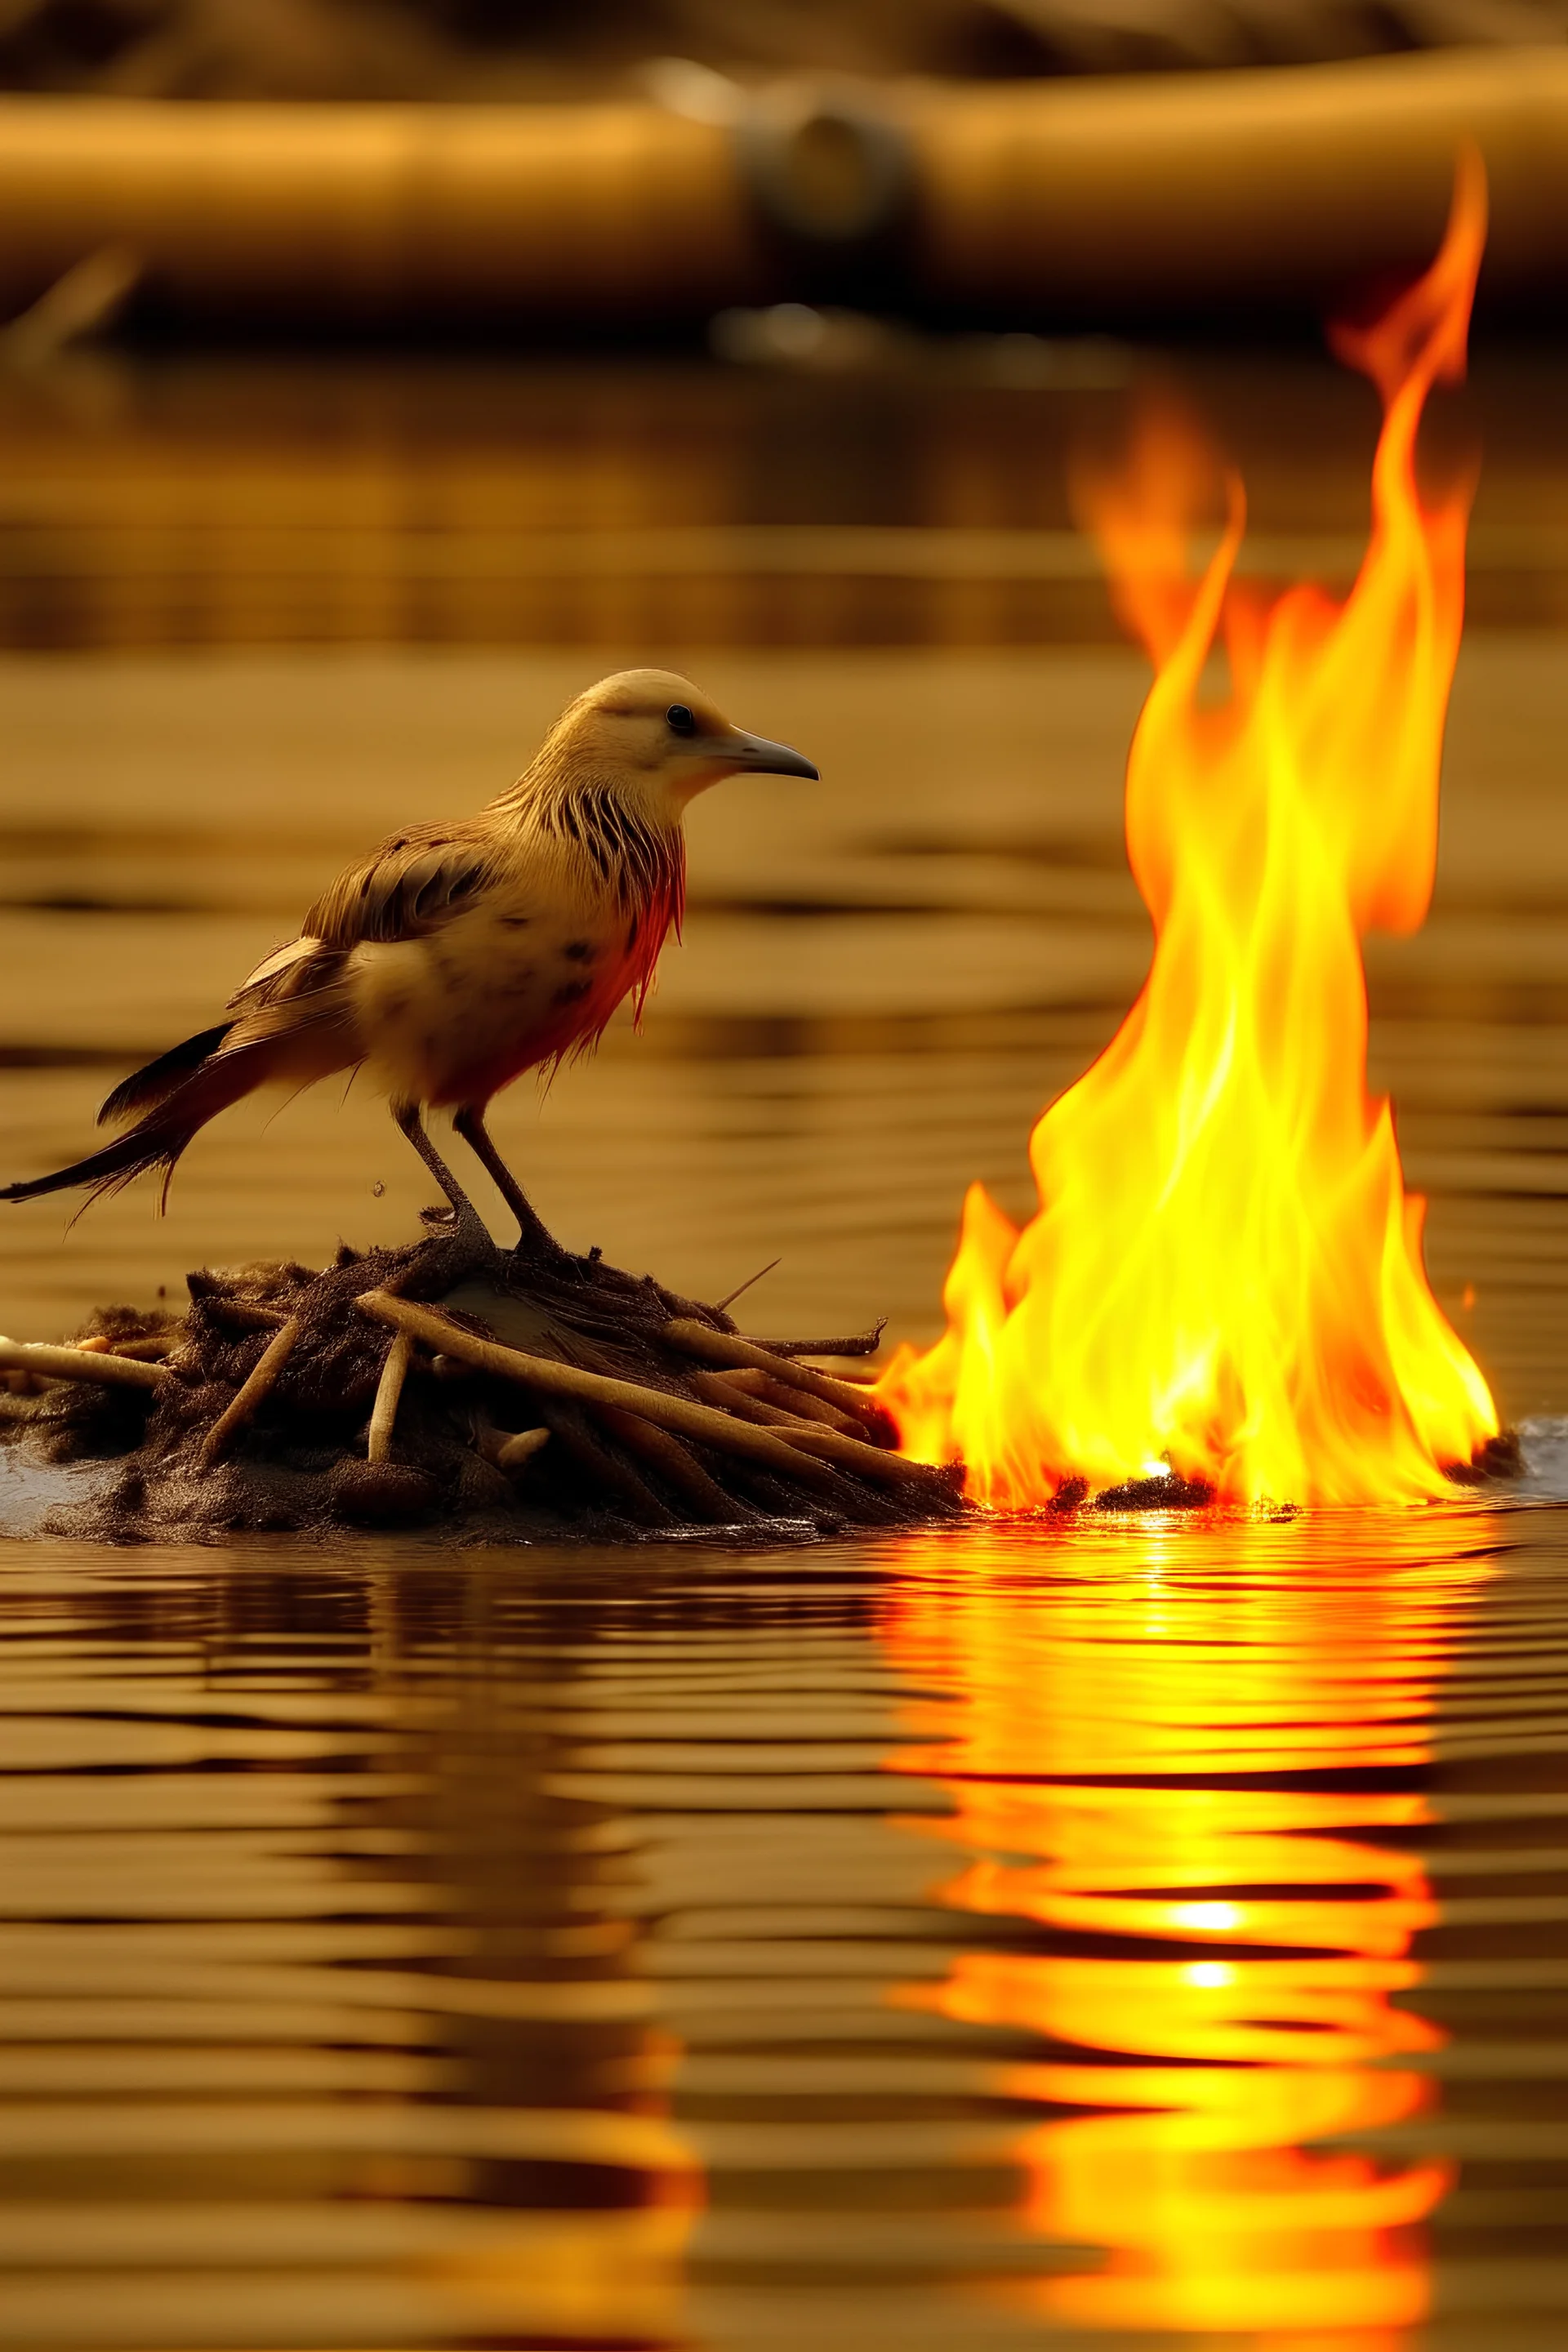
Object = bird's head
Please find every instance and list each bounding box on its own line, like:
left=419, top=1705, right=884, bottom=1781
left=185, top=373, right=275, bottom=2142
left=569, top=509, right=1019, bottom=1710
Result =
left=534, top=670, right=818, bottom=821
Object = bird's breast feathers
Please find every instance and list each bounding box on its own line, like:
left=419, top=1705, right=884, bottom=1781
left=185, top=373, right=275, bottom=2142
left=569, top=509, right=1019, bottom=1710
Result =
left=344, top=840, right=683, bottom=1108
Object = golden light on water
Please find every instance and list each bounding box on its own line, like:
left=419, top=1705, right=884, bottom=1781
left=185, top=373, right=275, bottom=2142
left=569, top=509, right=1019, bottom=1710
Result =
left=882, top=1518, right=1490, bottom=2336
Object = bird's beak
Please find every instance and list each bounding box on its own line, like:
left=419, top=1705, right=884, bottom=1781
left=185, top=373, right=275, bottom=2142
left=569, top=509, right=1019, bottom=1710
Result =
left=713, top=728, right=820, bottom=781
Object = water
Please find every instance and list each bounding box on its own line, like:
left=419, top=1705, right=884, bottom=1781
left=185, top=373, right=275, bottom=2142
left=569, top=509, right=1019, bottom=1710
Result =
left=4, top=1512, right=1567, bottom=2347
left=1, top=339, right=1567, bottom=2347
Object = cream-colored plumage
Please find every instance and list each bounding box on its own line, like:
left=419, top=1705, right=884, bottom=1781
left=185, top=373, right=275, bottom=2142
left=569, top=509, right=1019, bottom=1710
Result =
left=2, top=670, right=817, bottom=1251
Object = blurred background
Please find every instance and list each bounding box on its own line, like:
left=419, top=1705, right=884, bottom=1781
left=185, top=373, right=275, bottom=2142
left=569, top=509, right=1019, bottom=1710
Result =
left=1, top=0, right=1568, bottom=95
left=0, top=9, right=1566, bottom=1413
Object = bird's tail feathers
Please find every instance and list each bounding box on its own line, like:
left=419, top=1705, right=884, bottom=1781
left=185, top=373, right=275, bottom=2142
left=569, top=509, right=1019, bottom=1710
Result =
left=3, top=1036, right=289, bottom=1210
left=97, top=1021, right=238, bottom=1127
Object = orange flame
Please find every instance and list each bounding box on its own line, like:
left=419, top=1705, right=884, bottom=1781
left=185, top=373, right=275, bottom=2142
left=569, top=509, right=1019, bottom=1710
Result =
left=878, top=157, right=1499, bottom=1509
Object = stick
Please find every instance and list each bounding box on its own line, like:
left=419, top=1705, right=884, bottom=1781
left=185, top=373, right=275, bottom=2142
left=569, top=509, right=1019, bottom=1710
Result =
left=714, top=1257, right=781, bottom=1313
left=471, top=1412, right=550, bottom=1471
left=594, top=1405, right=739, bottom=1522
left=530, top=1397, right=678, bottom=1529
left=367, top=1330, right=413, bottom=1464
left=76, top=1333, right=176, bottom=1361
left=198, top=1297, right=290, bottom=1334
left=354, top=1290, right=915, bottom=1498
left=773, top=1423, right=938, bottom=1490
left=0, top=1335, right=168, bottom=1392
left=712, top=1365, right=862, bottom=1435
left=497, top=1427, right=551, bottom=1469
left=196, top=1316, right=301, bottom=1470
left=688, top=1367, right=821, bottom=1432
left=684, top=1369, right=930, bottom=1491
left=738, top=1330, right=884, bottom=1358
left=185, top=1274, right=292, bottom=1332
left=662, top=1319, right=892, bottom=1433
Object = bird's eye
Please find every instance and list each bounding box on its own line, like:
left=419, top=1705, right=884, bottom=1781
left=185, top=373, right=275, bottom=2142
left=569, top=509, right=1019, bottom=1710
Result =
left=666, top=704, right=697, bottom=737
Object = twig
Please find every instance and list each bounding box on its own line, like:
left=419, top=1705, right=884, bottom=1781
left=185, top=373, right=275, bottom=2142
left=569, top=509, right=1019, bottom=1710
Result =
left=77, top=1334, right=176, bottom=1361
left=714, top=1365, right=862, bottom=1434
left=497, top=1426, right=550, bottom=1469
left=595, top=1405, right=740, bottom=1521
left=367, top=1330, right=413, bottom=1464
left=530, top=1397, right=678, bottom=1528
left=684, top=1369, right=927, bottom=1490
left=197, top=1316, right=301, bottom=1471
left=769, top=1422, right=935, bottom=1489
left=714, top=1257, right=781, bottom=1313
left=737, top=1327, right=884, bottom=1358
left=472, top=1410, right=550, bottom=1470
left=662, top=1320, right=892, bottom=1433
left=185, top=1273, right=292, bottom=1333
left=354, top=1290, right=916, bottom=1497
left=198, top=1297, right=291, bottom=1334
left=688, top=1367, right=821, bottom=1432
left=0, top=1335, right=168, bottom=1392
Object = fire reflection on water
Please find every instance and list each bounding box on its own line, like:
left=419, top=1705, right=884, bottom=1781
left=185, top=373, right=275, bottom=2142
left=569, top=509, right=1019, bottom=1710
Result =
left=881, top=1515, right=1497, bottom=2339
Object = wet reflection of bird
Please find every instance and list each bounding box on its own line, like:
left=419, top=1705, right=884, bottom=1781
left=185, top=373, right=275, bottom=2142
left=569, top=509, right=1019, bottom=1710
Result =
left=1, top=669, right=817, bottom=1256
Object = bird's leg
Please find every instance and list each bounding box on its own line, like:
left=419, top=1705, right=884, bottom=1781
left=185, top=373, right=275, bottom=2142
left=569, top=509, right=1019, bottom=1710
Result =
left=394, top=1102, right=494, bottom=1258
left=452, top=1104, right=572, bottom=1263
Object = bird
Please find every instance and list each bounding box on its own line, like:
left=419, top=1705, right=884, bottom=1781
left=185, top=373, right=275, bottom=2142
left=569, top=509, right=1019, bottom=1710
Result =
left=1, top=669, right=818, bottom=1257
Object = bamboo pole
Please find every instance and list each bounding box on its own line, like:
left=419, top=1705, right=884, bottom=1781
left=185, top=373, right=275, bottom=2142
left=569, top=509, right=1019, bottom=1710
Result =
left=910, top=48, right=1568, bottom=320
left=0, top=56, right=1565, bottom=332
left=0, top=99, right=763, bottom=328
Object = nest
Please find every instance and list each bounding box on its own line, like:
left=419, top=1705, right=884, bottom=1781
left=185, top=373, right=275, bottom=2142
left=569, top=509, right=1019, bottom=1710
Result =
left=0, top=1228, right=968, bottom=1545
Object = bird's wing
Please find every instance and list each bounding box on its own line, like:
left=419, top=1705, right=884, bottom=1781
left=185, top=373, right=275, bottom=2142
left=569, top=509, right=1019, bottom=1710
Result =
left=302, top=826, right=497, bottom=951
left=101, top=942, right=354, bottom=1129
left=227, top=933, right=344, bottom=1014
left=225, top=827, right=501, bottom=1022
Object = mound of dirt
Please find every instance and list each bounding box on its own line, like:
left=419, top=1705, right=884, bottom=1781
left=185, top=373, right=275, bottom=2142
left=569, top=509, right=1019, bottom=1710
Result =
left=0, top=1227, right=965, bottom=1545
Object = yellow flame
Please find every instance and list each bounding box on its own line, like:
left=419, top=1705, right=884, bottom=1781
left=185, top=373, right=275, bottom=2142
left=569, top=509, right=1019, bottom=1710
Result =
left=880, top=155, right=1498, bottom=1508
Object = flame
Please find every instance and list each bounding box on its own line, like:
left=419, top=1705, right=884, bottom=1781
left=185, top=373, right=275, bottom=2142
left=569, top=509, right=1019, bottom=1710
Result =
left=879, top=157, right=1499, bottom=1508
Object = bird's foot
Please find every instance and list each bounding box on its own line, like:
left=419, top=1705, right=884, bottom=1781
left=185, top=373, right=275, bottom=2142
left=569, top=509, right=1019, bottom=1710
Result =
left=510, top=1225, right=592, bottom=1285
left=419, top=1200, right=498, bottom=1267
left=504, top=1194, right=581, bottom=1270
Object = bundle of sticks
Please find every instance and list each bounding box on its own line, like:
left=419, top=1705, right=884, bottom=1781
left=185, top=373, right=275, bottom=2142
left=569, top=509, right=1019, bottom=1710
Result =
left=0, top=1232, right=966, bottom=1544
